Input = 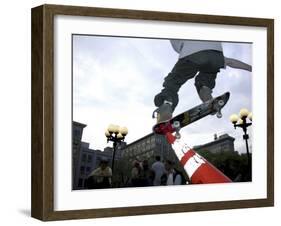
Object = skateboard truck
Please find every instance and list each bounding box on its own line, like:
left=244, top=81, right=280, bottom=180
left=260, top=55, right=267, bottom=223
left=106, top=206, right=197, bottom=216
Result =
left=172, top=121, right=181, bottom=139
left=215, top=99, right=225, bottom=118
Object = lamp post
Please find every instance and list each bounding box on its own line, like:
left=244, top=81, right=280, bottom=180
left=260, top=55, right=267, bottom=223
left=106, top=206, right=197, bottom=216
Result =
left=229, top=108, right=252, bottom=174
left=105, top=124, right=128, bottom=173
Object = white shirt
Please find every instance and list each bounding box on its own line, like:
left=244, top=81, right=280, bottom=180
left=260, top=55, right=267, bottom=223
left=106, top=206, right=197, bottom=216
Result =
left=166, top=171, right=182, bottom=185
left=89, top=167, right=112, bottom=183
left=170, top=40, right=223, bottom=59
left=151, top=161, right=166, bottom=186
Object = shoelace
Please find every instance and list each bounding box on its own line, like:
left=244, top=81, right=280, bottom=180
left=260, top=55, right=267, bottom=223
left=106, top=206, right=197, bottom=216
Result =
left=152, top=108, right=159, bottom=118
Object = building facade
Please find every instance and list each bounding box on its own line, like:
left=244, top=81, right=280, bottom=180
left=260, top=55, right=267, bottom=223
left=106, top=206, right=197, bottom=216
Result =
left=193, top=134, right=235, bottom=154
left=73, top=142, right=97, bottom=189
left=72, top=121, right=87, bottom=189
left=121, top=133, right=178, bottom=164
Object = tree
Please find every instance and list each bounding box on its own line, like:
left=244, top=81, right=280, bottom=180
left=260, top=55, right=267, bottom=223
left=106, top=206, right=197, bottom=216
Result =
left=196, top=150, right=251, bottom=182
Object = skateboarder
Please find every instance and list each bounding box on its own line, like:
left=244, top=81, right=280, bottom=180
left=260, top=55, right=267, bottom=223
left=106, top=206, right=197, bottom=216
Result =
left=153, top=40, right=252, bottom=123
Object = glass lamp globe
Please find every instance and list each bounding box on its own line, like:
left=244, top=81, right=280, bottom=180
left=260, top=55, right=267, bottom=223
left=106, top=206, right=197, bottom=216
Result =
left=105, top=130, right=110, bottom=137
left=120, top=127, right=128, bottom=136
left=248, top=112, right=253, bottom=121
left=117, top=133, right=123, bottom=139
left=107, top=124, right=116, bottom=133
left=239, top=108, right=249, bottom=118
left=230, top=114, right=239, bottom=124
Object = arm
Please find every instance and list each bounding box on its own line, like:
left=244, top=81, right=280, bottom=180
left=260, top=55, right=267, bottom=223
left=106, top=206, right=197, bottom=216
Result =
left=224, top=57, right=252, bottom=72
left=89, top=168, right=100, bottom=177
left=170, top=40, right=184, bottom=53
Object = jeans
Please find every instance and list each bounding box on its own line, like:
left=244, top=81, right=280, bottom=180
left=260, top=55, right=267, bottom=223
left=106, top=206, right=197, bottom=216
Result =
left=154, top=50, right=225, bottom=111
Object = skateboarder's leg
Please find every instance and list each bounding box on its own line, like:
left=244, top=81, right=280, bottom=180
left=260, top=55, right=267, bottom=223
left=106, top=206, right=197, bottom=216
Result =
left=194, top=72, right=217, bottom=102
left=153, top=50, right=224, bottom=122
left=189, top=50, right=225, bottom=102
left=154, top=50, right=224, bottom=109
left=153, top=59, right=198, bottom=122
left=154, top=58, right=198, bottom=110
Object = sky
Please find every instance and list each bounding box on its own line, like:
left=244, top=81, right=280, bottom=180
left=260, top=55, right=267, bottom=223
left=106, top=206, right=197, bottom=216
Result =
left=73, top=35, right=252, bottom=154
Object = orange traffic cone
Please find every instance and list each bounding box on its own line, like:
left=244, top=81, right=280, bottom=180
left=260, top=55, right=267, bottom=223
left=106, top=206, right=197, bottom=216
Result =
left=166, top=132, right=232, bottom=184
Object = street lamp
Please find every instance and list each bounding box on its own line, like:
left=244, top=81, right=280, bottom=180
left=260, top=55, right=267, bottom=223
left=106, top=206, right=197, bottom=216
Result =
left=230, top=108, right=252, bottom=174
left=105, top=124, right=128, bottom=173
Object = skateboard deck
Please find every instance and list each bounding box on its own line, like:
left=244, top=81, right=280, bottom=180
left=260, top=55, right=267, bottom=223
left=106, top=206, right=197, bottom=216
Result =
left=153, top=92, right=230, bottom=136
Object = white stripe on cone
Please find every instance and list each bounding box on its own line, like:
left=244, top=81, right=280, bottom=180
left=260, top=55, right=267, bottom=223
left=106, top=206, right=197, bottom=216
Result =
left=171, top=138, right=204, bottom=178
left=166, top=132, right=232, bottom=184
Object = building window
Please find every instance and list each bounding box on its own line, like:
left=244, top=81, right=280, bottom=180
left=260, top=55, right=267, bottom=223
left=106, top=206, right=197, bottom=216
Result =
left=74, top=129, right=80, bottom=137
left=80, top=166, right=85, bottom=175
left=82, top=154, right=87, bottom=162
left=221, top=144, right=229, bottom=152
left=86, top=167, right=91, bottom=173
left=87, top=155, right=92, bottom=163
left=78, top=178, right=83, bottom=187
left=73, top=139, right=79, bottom=145
left=142, top=143, right=146, bottom=151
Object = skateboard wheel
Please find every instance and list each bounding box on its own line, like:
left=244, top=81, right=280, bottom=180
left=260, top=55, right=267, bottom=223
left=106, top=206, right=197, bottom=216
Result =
left=218, top=100, right=224, bottom=106
left=173, top=121, right=180, bottom=128
left=216, top=112, right=222, bottom=118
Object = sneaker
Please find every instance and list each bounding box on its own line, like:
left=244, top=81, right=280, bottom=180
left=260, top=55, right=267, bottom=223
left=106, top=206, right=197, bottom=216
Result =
left=198, top=86, right=217, bottom=115
left=152, top=100, right=173, bottom=123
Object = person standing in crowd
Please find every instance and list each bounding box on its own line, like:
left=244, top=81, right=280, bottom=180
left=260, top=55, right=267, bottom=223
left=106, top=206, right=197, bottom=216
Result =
left=151, top=156, right=166, bottom=186
left=130, top=159, right=143, bottom=187
left=139, top=159, right=153, bottom=186
left=86, top=157, right=112, bottom=189
left=161, top=160, right=186, bottom=185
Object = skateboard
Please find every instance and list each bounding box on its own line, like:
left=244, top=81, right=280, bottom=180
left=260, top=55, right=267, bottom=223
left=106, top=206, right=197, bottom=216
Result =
left=153, top=92, right=230, bottom=138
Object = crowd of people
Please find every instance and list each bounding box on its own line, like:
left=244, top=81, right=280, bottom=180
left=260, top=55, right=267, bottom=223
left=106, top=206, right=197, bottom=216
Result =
left=85, top=156, right=188, bottom=189
left=130, top=156, right=187, bottom=187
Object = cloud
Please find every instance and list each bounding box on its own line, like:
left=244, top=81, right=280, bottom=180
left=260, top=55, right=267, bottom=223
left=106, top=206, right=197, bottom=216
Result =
left=73, top=36, right=252, bottom=154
